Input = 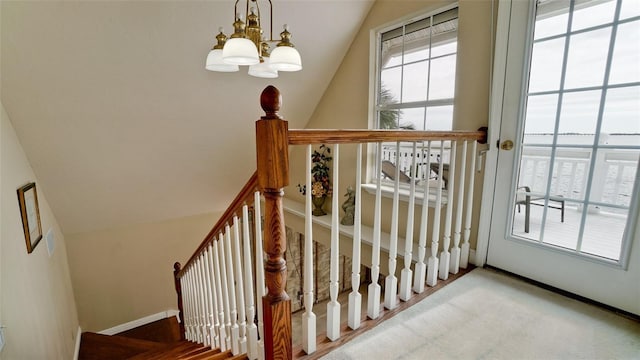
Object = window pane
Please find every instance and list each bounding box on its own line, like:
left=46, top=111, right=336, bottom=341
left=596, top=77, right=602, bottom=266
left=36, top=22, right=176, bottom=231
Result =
left=602, top=86, right=640, bottom=134
left=428, top=54, right=456, bottom=100
left=582, top=205, right=627, bottom=261
left=524, top=94, right=559, bottom=141
left=378, top=109, right=400, bottom=129
left=571, top=0, right=616, bottom=31
left=609, top=21, right=640, bottom=85
left=564, top=27, right=611, bottom=89
left=518, top=146, right=552, bottom=195
left=590, top=149, right=638, bottom=207
left=534, top=0, right=569, bottom=39
left=380, top=67, right=401, bottom=104
left=620, top=0, right=640, bottom=20
left=425, top=105, right=453, bottom=130
left=529, top=38, right=565, bottom=93
left=431, top=41, right=457, bottom=57
left=550, top=147, right=591, bottom=201
left=557, top=90, right=602, bottom=137
left=402, top=61, right=429, bottom=102
left=404, top=48, right=429, bottom=64
left=513, top=146, right=553, bottom=241
left=399, top=108, right=425, bottom=130
left=384, top=53, right=402, bottom=68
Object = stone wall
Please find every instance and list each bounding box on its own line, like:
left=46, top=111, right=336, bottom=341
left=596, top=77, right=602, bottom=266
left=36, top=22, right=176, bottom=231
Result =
left=285, top=227, right=354, bottom=312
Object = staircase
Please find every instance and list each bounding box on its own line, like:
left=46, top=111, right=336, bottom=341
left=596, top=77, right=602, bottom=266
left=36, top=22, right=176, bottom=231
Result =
left=79, top=318, right=248, bottom=360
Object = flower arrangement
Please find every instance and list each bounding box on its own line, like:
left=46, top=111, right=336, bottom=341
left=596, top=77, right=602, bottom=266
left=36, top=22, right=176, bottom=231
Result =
left=297, top=144, right=333, bottom=198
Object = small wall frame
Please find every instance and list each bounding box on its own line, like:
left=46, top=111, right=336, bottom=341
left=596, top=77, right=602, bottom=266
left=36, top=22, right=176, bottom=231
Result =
left=17, top=182, right=43, bottom=253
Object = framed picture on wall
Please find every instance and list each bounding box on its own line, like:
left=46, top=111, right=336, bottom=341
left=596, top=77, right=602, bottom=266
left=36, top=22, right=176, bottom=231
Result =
left=17, top=182, right=43, bottom=253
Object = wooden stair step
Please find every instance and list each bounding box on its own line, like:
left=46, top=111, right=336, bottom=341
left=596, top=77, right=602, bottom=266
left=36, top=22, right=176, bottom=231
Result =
left=78, top=332, right=166, bottom=360
left=116, top=317, right=182, bottom=343
left=178, top=349, right=228, bottom=360
left=127, top=340, right=202, bottom=359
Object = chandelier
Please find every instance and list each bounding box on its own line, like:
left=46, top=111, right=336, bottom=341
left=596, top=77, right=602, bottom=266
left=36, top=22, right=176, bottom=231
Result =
left=205, top=0, right=302, bottom=78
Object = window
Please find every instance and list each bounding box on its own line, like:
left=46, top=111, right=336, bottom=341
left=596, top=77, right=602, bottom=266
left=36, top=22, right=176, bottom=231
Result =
left=369, top=6, right=459, bottom=189
left=374, top=6, right=458, bottom=131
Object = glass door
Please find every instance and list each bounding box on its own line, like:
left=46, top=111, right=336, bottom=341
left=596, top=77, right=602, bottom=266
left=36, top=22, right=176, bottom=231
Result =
left=486, top=0, right=640, bottom=315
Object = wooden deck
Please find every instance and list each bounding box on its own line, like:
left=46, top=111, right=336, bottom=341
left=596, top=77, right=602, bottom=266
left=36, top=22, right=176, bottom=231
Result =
left=512, top=203, right=628, bottom=261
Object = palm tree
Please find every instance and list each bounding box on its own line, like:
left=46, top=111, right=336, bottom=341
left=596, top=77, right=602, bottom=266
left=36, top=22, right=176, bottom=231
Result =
left=379, top=86, right=415, bottom=130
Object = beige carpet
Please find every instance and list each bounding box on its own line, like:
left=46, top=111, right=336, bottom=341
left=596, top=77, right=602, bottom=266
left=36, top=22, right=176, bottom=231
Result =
left=321, top=268, right=640, bottom=360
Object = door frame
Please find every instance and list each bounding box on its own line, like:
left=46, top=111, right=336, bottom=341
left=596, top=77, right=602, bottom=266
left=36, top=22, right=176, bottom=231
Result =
left=476, top=0, right=514, bottom=267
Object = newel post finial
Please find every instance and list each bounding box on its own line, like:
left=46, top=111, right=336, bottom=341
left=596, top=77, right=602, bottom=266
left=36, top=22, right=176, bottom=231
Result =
left=261, top=85, right=282, bottom=119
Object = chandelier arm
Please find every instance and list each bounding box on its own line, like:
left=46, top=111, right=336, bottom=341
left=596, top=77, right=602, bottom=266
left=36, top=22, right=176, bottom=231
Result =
left=234, top=0, right=240, bottom=19
left=268, top=0, right=273, bottom=42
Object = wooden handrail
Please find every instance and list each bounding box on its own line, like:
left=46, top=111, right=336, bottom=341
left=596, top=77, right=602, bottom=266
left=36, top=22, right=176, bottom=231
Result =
left=288, top=128, right=487, bottom=145
left=177, top=171, right=258, bottom=278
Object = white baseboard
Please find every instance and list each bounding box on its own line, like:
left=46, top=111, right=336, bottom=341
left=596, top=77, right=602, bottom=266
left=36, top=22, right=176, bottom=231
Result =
left=98, top=309, right=179, bottom=336
left=73, top=326, right=82, bottom=360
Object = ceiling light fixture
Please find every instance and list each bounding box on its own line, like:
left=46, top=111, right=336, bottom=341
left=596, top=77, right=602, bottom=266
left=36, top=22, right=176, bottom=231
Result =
left=205, top=0, right=302, bottom=78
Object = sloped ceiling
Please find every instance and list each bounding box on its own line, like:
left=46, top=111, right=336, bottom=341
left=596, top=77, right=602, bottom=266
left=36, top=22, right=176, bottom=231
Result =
left=1, top=0, right=374, bottom=234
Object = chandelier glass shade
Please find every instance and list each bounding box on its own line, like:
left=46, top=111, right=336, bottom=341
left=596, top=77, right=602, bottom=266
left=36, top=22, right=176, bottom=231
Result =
left=205, top=0, right=302, bottom=78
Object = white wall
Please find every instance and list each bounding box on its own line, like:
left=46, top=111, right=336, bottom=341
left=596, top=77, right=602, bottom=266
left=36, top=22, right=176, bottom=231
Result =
left=66, top=211, right=222, bottom=332
left=0, top=103, right=79, bottom=359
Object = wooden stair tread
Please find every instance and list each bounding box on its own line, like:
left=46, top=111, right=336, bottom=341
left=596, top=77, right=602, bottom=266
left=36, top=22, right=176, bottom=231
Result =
left=178, top=349, right=228, bottom=360
left=116, top=317, right=182, bottom=343
left=78, top=332, right=166, bottom=360
left=127, top=340, right=201, bottom=359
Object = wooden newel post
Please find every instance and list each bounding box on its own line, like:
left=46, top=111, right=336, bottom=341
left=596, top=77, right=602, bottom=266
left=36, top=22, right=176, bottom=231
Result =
left=173, top=262, right=186, bottom=340
left=256, top=85, right=292, bottom=360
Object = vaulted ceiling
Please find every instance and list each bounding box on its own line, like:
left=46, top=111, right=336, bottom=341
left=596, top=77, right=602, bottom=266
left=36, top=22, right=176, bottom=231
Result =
left=1, top=1, right=374, bottom=234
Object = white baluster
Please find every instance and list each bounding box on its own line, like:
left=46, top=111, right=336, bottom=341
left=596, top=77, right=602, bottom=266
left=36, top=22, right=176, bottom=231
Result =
left=427, top=142, right=445, bottom=286
left=183, top=270, right=192, bottom=341
left=461, top=141, right=478, bottom=268
left=203, top=254, right=214, bottom=346
left=233, top=216, right=247, bottom=354
left=348, top=144, right=363, bottom=330
left=179, top=274, right=188, bottom=341
left=206, top=244, right=221, bottom=349
left=201, top=251, right=214, bottom=347
left=195, top=257, right=208, bottom=346
left=413, top=142, right=432, bottom=293
left=384, top=141, right=401, bottom=310
left=254, top=191, right=266, bottom=360
left=201, top=253, right=211, bottom=347
left=400, top=142, right=418, bottom=301
left=450, top=141, right=467, bottom=274
left=224, top=226, right=240, bottom=354
left=212, top=238, right=228, bottom=351
left=242, top=205, right=259, bottom=360
left=303, top=145, right=317, bottom=353
left=368, top=142, right=383, bottom=319
left=327, top=144, right=341, bottom=341
left=439, top=141, right=457, bottom=280
left=217, top=234, right=232, bottom=351
left=188, top=267, right=197, bottom=342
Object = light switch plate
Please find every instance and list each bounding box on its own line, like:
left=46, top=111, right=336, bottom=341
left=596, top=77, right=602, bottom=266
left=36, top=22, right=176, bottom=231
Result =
left=46, top=228, right=55, bottom=257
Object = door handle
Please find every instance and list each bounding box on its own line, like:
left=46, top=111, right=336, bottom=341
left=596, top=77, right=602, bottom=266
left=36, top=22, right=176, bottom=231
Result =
left=500, top=140, right=514, bottom=151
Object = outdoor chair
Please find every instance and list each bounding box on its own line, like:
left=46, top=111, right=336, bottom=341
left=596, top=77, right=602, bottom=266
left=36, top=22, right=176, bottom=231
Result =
left=381, top=160, right=448, bottom=188
left=516, top=186, right=565, bottom=233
